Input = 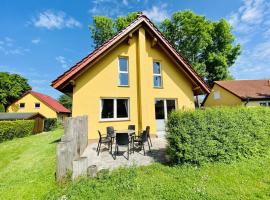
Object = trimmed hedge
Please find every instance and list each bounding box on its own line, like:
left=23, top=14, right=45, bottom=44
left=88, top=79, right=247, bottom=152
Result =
left=166, top=107, right=270, bottom=165
left=44, top=118, right=57, bottom=132
left=0, top=120, right=34, bottom=143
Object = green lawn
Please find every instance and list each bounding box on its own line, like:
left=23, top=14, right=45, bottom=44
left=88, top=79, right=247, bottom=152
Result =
left=0, top=129, right=63, bottom=200
left=1, top=129, right=270, bottom=200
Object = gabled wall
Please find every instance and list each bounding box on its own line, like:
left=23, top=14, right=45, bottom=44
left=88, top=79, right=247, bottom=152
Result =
left=7, top=93, right=57, bottom=118
left=72, top=27, right=195, bottom=139
left=204, top=84, right=242, bottom=107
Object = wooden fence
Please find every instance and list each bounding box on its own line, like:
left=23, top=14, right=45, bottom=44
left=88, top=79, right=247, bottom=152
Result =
left=56, top=115, right=88, bottom=181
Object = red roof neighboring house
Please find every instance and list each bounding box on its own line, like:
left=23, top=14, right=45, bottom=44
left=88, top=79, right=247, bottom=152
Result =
left=25, top=91, right=70, bottom=113
left=51, top=14, right=210, bottom=95
left=215, top=80, right=270, bottom=100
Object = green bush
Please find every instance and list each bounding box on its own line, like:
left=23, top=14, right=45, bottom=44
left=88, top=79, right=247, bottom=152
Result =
left=166, top=107, right=270, bottom=165
left=0, top=120, right=34, bottom=142
left=0, top=104, right=4, bottom=112
left=44, top=118, right=57, bottom=132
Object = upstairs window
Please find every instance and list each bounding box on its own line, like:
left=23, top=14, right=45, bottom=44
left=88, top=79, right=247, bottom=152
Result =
left=118, top=57, right=129, bottom=86
left=35, top=103, right=40, bottom=109
left=101, top=98, right=129, bottom=121
left=214, top=91, right=221, bottom=100
left=19, top=103, right=25, bottom=109
left=153, top=61, right=162, bottom=88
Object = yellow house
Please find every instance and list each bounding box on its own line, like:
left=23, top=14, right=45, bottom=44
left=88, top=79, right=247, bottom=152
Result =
left=203, top=80, right=270, bottom=107
left=7, top=90, right=71, bottom=120
left=51, top=14, right=210, bottom=140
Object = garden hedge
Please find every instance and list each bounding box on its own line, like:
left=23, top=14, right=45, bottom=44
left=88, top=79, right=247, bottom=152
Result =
left=44, top=118, right=57, bottom=132
left=166, top=107, right=270, bottom=165
left=0, top=120, right=34, bottom=143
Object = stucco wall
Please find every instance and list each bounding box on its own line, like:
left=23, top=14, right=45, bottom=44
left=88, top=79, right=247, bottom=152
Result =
left=72, top=27, right=195, bottom=139
left=204, top=84, right=242, bottom=107
left=7, top=93, right=57, bottom=118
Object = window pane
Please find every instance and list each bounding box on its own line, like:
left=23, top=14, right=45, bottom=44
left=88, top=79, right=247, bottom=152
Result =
left=166, top=100, right=176, bottom=116
left=260, top=102, right=267, bottom=106
left=19, top=103, right=25, bottom=108
left=117, top=99, right=128, bottom=118
left=154, top=75, right=161, bottom=87
left=155, top=100, right=165, bottom=119
left=119, top=73, right=128, bottom=86
left=119, top=57, right=128, bottom=72
left=101, top=99, right=114, bottom=119
left=35, top=103, right=40, bottom=108
left=153, top=62, right=161, bottom=74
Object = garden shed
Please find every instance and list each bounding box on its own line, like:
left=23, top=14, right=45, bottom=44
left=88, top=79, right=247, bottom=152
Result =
left=0, top=112, right=45, bottom=134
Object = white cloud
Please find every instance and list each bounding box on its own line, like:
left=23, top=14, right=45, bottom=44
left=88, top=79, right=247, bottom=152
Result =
left=32, top=10, right=82, bottom=29
left=0, top=37, right=29, bottom=55
left=56, top=56, right=68, bottom=69
left=31, top=38, right=41, bottom=44
left=143, top=4, right=169, bottom=22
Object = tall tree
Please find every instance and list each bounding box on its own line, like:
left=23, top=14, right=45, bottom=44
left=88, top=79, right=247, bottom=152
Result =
left=89, top=12, right=139, bottom=48
left=58, top=94, right=72, bottom=110
left=0, top=72, right=31, bottom=110
left=89, top=16, right=115, bottom=48
left=160, top=10, right=241, bottom=85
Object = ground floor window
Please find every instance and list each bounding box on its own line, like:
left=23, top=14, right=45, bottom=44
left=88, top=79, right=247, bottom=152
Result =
left=100, top=98, right=129, bottom=121
left=260, top=101, right=270, bottom=107
left=155, top=99, right=176, bottom=120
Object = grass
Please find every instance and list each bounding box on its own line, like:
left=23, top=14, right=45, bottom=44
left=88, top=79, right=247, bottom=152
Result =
left=0, top=128, right=63, bottom=200
left=1, top=128, right=270, bottom=199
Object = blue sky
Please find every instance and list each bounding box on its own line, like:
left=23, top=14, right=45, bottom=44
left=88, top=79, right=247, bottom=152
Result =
left=1, top=0, right=270, bottom=98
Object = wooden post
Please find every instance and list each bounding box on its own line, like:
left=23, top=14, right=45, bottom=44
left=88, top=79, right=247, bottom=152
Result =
left=72, top=157, right=88, bottom=180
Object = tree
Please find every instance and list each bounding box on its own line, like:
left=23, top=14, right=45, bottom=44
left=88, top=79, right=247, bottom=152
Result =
left=89, top=12, right=139, bottom=48
left=0, top=72, right=31, bottom=110
left=160, top=10, right=241, bottom=85
left=58, top=94, right=72, bottom=110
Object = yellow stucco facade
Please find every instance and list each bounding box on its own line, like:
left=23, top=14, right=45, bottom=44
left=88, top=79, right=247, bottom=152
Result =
left=7, top=93, right=57, bottom=118
left=203, top=84, right=242, bottom=107
left=72, top=28, right=196, bottom=139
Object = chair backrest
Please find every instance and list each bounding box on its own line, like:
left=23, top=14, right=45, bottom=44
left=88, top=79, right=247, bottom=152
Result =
left=107, top=126, right=115, bottom=137
left=140, top=131, right=148, bottom=142
left=146, top=126, right=150, bottom=136
left=115, top=133, right=129, bottom=145
left=98, top=130, right=102, bottom=139
left=128, top=125, right=135, bottom=130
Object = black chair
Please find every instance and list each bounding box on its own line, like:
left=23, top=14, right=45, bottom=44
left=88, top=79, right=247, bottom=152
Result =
left=97, top=130, right=112, bottom=156
left=114, top=133, right=131, bottom=160
left=133, top=130, right=151, bottom=155
left=146, top=126, right=152, bottom=147
left=107, top=126, right=115, bottom=143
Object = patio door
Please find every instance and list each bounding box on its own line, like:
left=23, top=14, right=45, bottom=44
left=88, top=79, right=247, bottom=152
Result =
left=155, top=99, right=176, bottom=138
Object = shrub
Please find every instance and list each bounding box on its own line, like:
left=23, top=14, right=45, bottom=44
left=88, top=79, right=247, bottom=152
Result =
left=0, top=120, right=34, bottom=142
left=166, top=107, right=270, bottom=165
left=0, top=104, right=4, bottom=112
left=44, top=118, right=57, bottom=132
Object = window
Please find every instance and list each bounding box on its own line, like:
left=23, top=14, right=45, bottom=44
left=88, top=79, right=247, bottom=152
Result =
left=153, top=61, right=162, bottom=87
left=35, top=103, right=40, bottom=109
left=118, top=57, right=129, bottom=86
left=260, top=102, right=270, bottom=107
left=155, top=99, right=176, bottom=120
left=19, top=103, right=25, bottom=109
left=101, top=98, right=129, bottom=120
left=214, top=91, right=220, bottom=100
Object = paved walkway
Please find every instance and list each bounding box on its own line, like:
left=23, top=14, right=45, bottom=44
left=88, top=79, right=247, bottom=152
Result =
left=81, top=138, right=168, bottom=171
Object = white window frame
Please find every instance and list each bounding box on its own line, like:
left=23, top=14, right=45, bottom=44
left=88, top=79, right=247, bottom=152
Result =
left=100, top=98, right=130, bottom=121
left=155, top=98, right=177, bottom=120
left=19, top=103, right=25, bottom=109
left=35, top=102, right=40, bottom=109
left=213, top=91, right=221, bottom=100
left=153, top=61, right=162, bottom=88
left=118, top=57, right=129, bottom=86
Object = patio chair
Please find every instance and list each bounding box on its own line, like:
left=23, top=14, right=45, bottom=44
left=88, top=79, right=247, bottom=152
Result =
left=114, top=133, right=131, bottom=160
left=133, top=130, right=151, bottom=155
left=107, top=126, right=115, bottom=143
left=146, top=126, right=152, bottom=147
left=97, top=130, right=112, bottom=156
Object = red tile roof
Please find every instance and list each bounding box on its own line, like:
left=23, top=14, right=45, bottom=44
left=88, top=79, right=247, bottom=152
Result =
left=51, top=14, right=210, bottom=94
left=215, top=80, right=270, bottom=100
left=29, top=91, right=71, bottom=113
